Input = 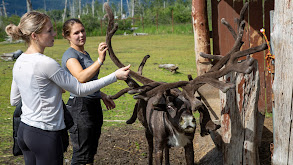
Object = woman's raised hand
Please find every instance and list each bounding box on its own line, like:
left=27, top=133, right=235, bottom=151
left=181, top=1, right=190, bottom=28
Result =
left=98, top=42, right=108, bottom=63
left=115, top=65, right=131, bottom=80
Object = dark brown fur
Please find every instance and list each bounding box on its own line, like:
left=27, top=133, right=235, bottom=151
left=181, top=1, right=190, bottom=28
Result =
left=137, top=94, right=196, bottom=165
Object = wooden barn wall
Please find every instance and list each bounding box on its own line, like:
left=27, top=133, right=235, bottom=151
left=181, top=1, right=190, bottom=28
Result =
left=211, top=0, right=274, bottom=113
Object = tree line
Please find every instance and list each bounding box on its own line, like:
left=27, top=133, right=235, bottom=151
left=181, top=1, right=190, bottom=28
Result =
left=0, top=0, right=193, bottom=41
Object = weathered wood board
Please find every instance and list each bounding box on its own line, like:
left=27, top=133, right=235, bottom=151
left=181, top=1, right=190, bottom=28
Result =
left=271, top=0, right=293, bottom=164
left=220, top=61, right=264, bottom=165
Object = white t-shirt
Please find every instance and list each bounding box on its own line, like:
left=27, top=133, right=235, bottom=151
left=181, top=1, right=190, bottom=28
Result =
left=10, top=53, right=117, bottom=131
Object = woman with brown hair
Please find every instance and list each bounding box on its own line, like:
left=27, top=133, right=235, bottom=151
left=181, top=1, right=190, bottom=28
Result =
left=61, top=18, right=117, bottom=165
left=7, top=12, right=130, bottom=165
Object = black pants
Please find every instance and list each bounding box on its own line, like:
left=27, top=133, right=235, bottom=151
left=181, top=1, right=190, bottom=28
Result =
left=17, top=122, right=64, bottom=165
left=66, top=97, right=103, bottom=165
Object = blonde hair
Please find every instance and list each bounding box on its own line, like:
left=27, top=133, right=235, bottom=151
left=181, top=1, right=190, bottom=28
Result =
left=5, top=11, right=50, bottom=44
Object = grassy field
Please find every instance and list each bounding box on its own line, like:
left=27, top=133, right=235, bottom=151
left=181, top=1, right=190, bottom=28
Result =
left=0, top=34, right=198, bottom=162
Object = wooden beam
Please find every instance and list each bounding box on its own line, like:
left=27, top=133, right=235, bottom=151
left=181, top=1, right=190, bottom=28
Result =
left=192, top=0, right=212, bottom=76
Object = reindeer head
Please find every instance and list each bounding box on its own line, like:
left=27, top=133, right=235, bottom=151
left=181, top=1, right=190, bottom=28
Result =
left=152, top=90, right=196, bottom=134
left=168, top=95, right=196, bottom=134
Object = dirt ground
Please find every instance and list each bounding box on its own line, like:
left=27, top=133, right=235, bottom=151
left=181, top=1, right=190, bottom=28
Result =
left=63, top=117, right=272, bottom=165
left=63, top=85, right=274, bottom=165
left=5, top=117, right=272, bottom=165
left=4, top=85, right=273, bottom=165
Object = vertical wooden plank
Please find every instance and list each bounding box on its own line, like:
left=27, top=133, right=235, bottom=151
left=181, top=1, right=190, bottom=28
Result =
left=220, top=72, right=244, bottom=164
left=237, top=61, right=263, bottom=165
left=271, top=0, right=293, bottom=164
left=220, top=61, right=261, bottom=165
left=213, top=1, right=249, bottom=55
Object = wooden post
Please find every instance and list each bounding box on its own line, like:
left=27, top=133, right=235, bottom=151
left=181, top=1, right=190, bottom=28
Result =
left=192, top=0, right=212, bottom=76
left=271, top=0, right=293, bottom=164
left=220, top=61, right=263, bottom=165
left=124, top=19, right=126, bottom=29
left=141, top=16, right=144, bottom=32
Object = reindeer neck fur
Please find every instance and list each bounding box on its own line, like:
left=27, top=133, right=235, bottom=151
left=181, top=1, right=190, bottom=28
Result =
left=147, top=109, right=192, bottom=147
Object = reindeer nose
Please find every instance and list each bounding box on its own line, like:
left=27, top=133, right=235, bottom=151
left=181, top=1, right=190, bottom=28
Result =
left=180, top=115, right=196, bottom=131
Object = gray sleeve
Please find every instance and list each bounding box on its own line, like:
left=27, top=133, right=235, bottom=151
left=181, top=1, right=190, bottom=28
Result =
left=61, top=48, right=79, bottom=69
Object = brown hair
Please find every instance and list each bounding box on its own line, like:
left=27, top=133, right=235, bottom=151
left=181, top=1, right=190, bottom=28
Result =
left=62, top=19, right=84, bottom=39
left=5, top=11, right=50, bottom=44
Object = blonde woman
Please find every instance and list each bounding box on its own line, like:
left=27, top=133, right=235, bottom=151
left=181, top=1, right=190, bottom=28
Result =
left=7, top=12, right=130, bottom=165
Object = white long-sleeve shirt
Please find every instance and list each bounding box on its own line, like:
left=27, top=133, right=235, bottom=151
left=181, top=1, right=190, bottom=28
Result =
left=10, top=53, right=117, bottom=131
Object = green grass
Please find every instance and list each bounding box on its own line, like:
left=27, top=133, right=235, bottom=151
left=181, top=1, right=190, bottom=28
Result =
left=134, top=24, right=193, bottom=35
left=0, top=34, right=199, bottom=163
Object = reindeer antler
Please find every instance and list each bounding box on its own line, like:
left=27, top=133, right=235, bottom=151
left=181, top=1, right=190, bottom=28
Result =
left=104, top=3, right=154, bottom=85
left=103, top=2, right=267, bottom=110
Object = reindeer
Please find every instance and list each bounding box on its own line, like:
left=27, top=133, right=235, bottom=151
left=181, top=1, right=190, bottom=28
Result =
left=103, top=2, right=267, bottom=165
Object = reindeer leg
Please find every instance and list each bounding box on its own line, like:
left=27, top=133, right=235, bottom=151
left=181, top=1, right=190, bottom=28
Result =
left=146, top=130, right=154, bottom=165
left=198, top=104, right=221, bottom=137
left=184, top=142, right=195, bottom=165
left=154, top=140, right=164, bottom=165
left=199, top=109, right=209, bottom=136
left=126, top=101, right=139, bottom=124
